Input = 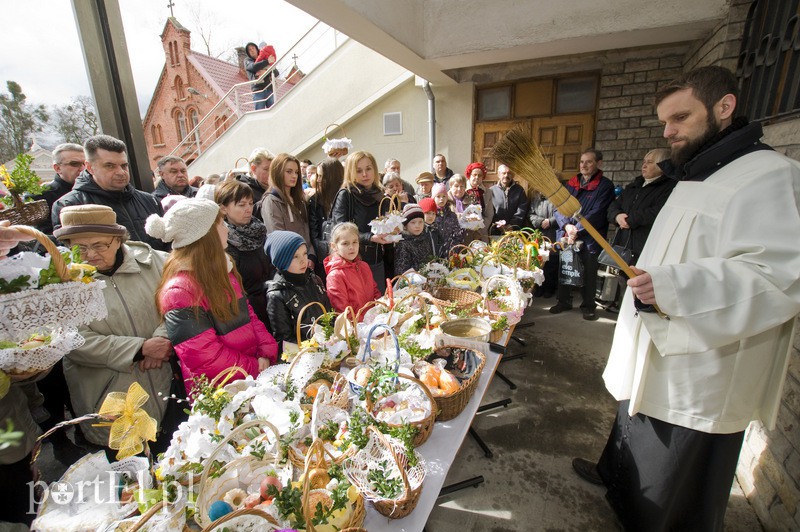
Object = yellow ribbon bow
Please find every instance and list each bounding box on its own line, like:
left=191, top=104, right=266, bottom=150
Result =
left=97, top=382, right=158, bottom=460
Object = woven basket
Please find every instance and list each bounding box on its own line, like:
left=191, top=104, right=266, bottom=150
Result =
left=366, top=373, right=436, bottom=447
left=0, top=192, right=49, bottom=225
left=430, top=286, right=482, bottom=312
left=343, top=426, right=425, bottom=519
left=286, top=349, right=351, bottom=469
left=302, top=439, right=366, bottom=532
left=322, top=124, right=352, bottom=159
left=0, top=225, right=108, bottom=342
left=195, top=419, right=286, bottom=528
left=201, top=508, right=280, bottom=532
left=428, top=345, right=486, bottom=421
left=296, top=302, right=356, bottom=369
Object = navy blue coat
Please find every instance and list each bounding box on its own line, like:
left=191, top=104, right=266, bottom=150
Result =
left=554, top=171, right=615, bottom=254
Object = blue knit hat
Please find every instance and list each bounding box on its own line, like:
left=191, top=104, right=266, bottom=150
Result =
left=265, top=231, right=306, bottom=271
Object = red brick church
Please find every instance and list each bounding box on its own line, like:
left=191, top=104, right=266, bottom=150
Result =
left=142, top=17, right=248, bottom=168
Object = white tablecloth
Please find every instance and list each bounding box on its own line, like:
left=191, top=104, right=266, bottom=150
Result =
left=361, top=347, right=502, bottom=531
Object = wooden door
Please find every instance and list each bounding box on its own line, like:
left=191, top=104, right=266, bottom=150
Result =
left=473, top=120, right=531, bottom=183
left=531, top=114, right=594, bottom=181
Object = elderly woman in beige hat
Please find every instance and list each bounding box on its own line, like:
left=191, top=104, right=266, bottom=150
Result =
left=53, top=205, right=178, bottom=452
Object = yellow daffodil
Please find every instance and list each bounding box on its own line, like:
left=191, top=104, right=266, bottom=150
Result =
left=300, top=339, right=318, bottom=349
left=0, top=166, right=12, bottom=190
left=96, top=381, right=157, bottom=459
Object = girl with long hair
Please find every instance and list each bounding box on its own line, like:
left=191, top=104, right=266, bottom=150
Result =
left=308, top=158, right=345, bottom=279
left=261, top=153, right=316, bottom=268
left=330, top=151, right=391, bottom=291
left=147, top=198, right=278, bottom=393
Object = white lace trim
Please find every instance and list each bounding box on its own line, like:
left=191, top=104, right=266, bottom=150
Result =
left=0, top=280, right=108, bottom=342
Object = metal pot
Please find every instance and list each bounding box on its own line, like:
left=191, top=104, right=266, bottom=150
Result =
left=440, top=317, right=492, bottom=344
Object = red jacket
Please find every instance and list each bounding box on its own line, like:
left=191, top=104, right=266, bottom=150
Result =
left=160, top=271, right=278, bottom=393
left=323, top=254, right=381, bottom=314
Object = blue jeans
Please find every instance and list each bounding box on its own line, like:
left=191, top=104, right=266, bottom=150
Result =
left=253, top=85, right=274, bottom=110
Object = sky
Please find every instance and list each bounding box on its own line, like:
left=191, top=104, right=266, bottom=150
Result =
left=0, top=0, right=316, bottom=115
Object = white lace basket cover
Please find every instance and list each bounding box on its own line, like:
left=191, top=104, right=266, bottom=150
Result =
left=31, top=451, right=151, bottom=532
left=343, top=429, right=425, bottom=507
left=0, top=326, right=85, bottom=374
left=0, top=279, right=108, bottom=342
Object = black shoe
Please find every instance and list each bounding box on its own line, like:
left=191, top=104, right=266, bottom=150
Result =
left=582, top=309, right=598, bottom=321
left=572, top=457, right=603, bottom=485
left=549, top=303, right=572, bottom=314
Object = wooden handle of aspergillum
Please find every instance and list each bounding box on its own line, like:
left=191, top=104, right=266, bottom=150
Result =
left=575, top=214, right=667, bottom=319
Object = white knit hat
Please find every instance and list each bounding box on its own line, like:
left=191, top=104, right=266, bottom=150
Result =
left=145, top=198, right=219, bottom=249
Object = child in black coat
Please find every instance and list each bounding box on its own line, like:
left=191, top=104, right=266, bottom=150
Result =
left=264, top=231, right=331, bottom=346
left=394, top=203, right=442, bottom=274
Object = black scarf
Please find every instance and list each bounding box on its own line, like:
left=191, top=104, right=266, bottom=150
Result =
left=226, top=218, right=267, bottom=251
left=351, top=184, right=384, bottom=207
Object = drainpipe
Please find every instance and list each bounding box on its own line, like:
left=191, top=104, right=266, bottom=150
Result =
left=422, top=80, right=435, bottom=166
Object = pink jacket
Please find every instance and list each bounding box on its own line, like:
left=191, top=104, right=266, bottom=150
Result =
left=323, top=254, right=381, bottom=314
left=160, top=271, right=278, bottom=393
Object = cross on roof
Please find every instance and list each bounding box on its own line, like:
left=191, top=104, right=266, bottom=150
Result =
left=167, top=0, right=175, bottom=17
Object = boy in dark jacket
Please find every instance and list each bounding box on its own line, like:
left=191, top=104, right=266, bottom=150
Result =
left=395, top=203, right=441, bottom=274
left=265, top=231, right=331, bottom=346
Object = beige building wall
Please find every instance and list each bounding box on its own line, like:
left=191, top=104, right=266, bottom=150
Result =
left=296, top=78, right=474, bottom=184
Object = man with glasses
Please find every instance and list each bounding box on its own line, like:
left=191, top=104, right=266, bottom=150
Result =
left=52, top=135, right=167, bottom=250
left=153, top=156, right=197, bottom=203
left=29, top=143, right=85, bottom=235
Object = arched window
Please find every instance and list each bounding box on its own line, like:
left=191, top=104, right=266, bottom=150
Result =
left=175, top=110, right=187, bottom=140
left=168, top=42, right=176, bottom=66
left=173, top=40, right=180, bottom=64
left=151, top=124, right=163, bottom=145
left=189, top=108, right=201, bottom=146
left=175, top=76, right=185, bottom=100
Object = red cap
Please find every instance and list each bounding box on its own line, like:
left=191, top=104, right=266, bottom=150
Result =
left=418, top=198, right=437, bottom=213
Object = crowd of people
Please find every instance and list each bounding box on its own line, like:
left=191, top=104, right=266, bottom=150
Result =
left=2, top=65, right=800, bottom=531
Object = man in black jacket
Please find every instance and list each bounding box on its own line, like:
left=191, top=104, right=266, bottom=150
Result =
left=30, top=143, right=85, bottom=235
left=52, top=135, right=167, bottom=250
left=153, top=156, right=197, bottom=203
left=489, top=164, right=530, bottom=235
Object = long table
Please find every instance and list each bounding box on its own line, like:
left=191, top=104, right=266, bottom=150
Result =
left=361, top=347, right=502, bottom=531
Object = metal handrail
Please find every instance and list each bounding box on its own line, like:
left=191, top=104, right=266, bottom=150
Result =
left=168, top=22, right=348, bottom=164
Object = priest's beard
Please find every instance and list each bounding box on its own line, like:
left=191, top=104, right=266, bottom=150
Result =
left=671, top=114, right=721, bottom=168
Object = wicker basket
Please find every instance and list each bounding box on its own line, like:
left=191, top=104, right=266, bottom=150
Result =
left=427, top=345, right=486, bottom=421
left=366, top=373, right=436, bottom=447
left=302, top=439, right=366, bottom=531
left=296, top=302, right=356, bottom=369
left=0, top=225, right=108, bottom=342
left=429, top=286, right=482, bottom=312
left=322, top=124, right=352, bottom=159
left=195, top=419, right=286, bottom=528
left=201, top=508, right=280, bottom=532
left=0, top=192, right=49, bottom=225
left=343, top=426, right=425, bottom=519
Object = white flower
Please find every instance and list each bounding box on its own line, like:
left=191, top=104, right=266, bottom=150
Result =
left=250, top=396, right=303, bottom=435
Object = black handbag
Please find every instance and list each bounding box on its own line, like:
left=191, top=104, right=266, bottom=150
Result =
left=598, top=232, right=632, bottom=269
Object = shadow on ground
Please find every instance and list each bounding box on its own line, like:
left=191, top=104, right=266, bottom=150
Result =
left=425, top=298, right=763, bottom=532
